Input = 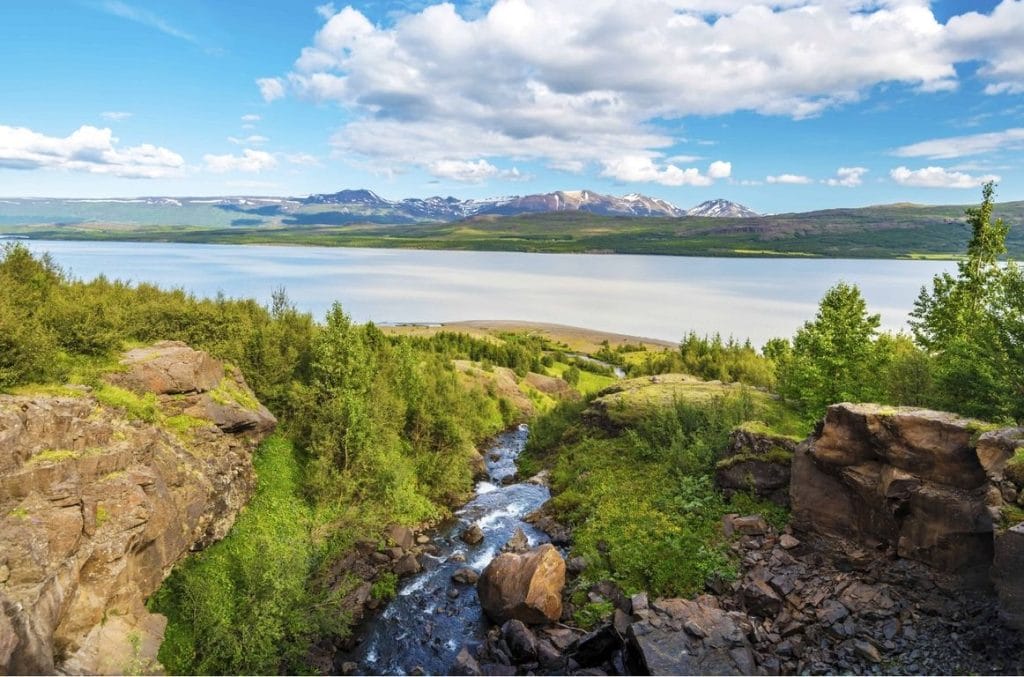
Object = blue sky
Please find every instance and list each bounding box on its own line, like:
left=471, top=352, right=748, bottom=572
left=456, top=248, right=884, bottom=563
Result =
left=0, top=0, right=1022, bottom=213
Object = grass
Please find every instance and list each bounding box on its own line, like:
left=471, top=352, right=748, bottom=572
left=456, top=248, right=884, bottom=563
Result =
left=96, top=504, right=110, bottom=528
left=715, top=446, right=793, bottom=470
left=164, top=413, right=211, bottom=440
left=528, top=387, right=797, bottom=598
left=546, top=361, right=617, bottom=395
left=209, top=376, right=261, bottom=411
left=27, top=448, right=79, bottom=465
left=370, top=572, right=398, bottom=601
left=150, top=435, right=325, bottom=674
left=93, top=384, right=160, bottom=423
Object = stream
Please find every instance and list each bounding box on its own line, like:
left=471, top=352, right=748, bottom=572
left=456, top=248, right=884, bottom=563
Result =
left=352, top=424, right=551, bottom=675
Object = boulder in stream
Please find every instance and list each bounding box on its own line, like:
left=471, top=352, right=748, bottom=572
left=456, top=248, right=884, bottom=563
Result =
left=478, top=544, right=566, bottom=625
left=460, top=524, right=485, bottom=545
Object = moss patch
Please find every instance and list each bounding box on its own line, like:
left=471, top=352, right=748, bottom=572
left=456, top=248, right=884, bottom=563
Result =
left=94, top=384, right=159, bottom=423
left=716, top=446, right=794, bottom=470
left=209, top=376, right=260, bottom=411
left=27, top=448, right=79, bottom=465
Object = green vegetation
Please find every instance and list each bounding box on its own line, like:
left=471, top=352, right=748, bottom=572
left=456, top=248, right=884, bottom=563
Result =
left=2, top=184, right=1020, bottom=673
left=27, top=449, right=79, bottom=465
left=370, top=572, right=399, bottom=601
left=527, top=389, right=800, bottom=598
left=911, top=182, right=1024, bottom=421
left=149, top=435, right=329, bottom=674
left=4, top=197, right=1023, bottom=259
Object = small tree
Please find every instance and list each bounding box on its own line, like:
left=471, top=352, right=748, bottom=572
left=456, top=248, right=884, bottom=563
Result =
left=910, top=182, right=1021, bottom=420
left=776, top=282, right=884, bottom=419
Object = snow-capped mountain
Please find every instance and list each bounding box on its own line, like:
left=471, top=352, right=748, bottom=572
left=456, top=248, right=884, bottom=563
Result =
left=686, top=199, right=760, bottom=218
left=300, top=188, right=686, bottom=219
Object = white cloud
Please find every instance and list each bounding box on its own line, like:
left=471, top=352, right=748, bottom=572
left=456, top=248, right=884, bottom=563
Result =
left=428, top=159, right=525, bottom=182
left=227, top=134, right=269, bottom=146
left=257, top=77, right=285, bottom=102
left=315, top=3, right=336, bottom=20
left=892, top=128, right=1024, bottom=159
left=946, top=0, right=1024, bottom=96
left=100, top=111, right=132, bottom=121
left=766, top=173, right=812, bottom=185
left=601, top=157, right=732, bottom=187
left=0, top=124, right=184, bottom=178
left=824, top=166, right=867, bottom=187
left=241, top=114, right=261, bottom=122
left=889, top=165, right=1000, bottom=189
left=707, top=160, right=732, bottom=179
left=203, top=149, right=277, bottom=173
left=267, top=0, right=979, bottom=178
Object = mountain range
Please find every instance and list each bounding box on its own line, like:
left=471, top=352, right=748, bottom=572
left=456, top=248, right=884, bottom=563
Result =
left=300, top=189, right=759, bottom=220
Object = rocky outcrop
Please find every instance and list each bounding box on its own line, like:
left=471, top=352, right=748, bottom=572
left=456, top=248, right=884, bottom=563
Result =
left=792, top=404, right=1003, bottom=583
left=628, top=597, right=757, bottom=675
left=0, top=342, right=275, bottom=675
left=477, top=544, right=566, bottom=625
left=715, top=424, right=800, bottom=507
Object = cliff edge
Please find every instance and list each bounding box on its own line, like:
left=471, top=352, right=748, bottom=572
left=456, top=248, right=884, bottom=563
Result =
left=0, top=341, right=276, bottom=674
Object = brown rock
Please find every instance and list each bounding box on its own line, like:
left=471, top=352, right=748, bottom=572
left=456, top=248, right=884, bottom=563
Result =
left=791, top=403, right=1006, bottom=582
left=388, top=524, right=415, bottom=550
left=109, top=340, right=223, bottom=395
left=0, top=342, right=274, bottom=675
left=477, top=544, right=566, bottom=625
left=393, top=553, right=422, bottom=576
left=461, top=524, right=485, bottom=545
left=452, top=567, right=480, bottom=585
left=502, top=527, right=530, bottom=553
left=994, top=523, right=1024, bottom=631
left=732, top=515, right=769, bottom=536
left=779, top=534, right=800, bottom=550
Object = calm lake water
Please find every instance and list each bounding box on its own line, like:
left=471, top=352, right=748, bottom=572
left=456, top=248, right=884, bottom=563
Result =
left=23, top=240, right=956, bottom=346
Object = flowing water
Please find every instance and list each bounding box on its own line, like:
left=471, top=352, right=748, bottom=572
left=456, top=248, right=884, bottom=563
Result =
left=351, top=424, right=549, bottom=675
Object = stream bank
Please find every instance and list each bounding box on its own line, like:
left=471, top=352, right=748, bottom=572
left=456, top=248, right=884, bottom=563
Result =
left=341, top=425, right=552, bottom=675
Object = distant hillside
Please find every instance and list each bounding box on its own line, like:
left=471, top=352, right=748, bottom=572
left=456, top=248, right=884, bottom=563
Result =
left=2, top=194, right=1022, bottom=259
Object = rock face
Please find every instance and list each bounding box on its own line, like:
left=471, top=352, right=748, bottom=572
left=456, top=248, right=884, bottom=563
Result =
left=791, top=404, right=1000, bottom=583
left=477, top=544, right=566, bottom=625
left=628, top=597, right=757, bottom=675
left=716, top=425, right=799, bottom=507
left=0, top=342, right=275, bottom=674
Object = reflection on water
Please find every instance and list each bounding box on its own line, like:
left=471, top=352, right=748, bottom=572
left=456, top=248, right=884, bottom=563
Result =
left=25, top=240, right=955, bottom=345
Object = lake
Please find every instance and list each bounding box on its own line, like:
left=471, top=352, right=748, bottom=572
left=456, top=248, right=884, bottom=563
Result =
left=22, top=240, right=956, bottom=346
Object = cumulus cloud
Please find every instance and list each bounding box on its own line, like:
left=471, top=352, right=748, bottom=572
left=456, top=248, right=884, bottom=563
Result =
left=257, top=77, right=285, bottom=102
left=0, top=124, right=184, bottom=178
left=707, top=160, right=732, bottom=179
left=945, top=0, right=1024, bottom=95
left=601, top=157, right=732, bottom=187
left=427, top=159, right=526, bottom=182
left=241, top=114, right=261, bottom=122
left=203, top=149, right=277, bottom=173
left=824, top=166, right=867, bottom=187
left=264, top=0, right=995, bottom=178
left=892, top=128, right=1024, bottom=159
left=766, top=173, right=812, bottom=185
left=100, top=111, right=132, bottom=121
left=890, top=165, right=1000, bottom=188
